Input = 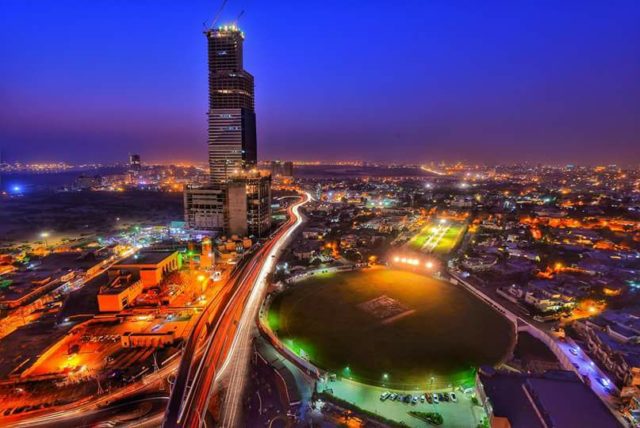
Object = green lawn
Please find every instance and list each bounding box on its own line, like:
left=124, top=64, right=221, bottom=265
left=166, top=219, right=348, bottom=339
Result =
left=268, top=268, right=513, bottom=388
left=408, top=221, right=466, bottom=254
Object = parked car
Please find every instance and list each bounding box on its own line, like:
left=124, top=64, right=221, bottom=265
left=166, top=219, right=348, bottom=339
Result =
left=443, top=392, right=450, bottom=402
left=420, top=394, right=426, bottom=403
left=411, top=396, right=418, bottom=405
left=380, top=391, right=391, bottom=401
left=432, top=393, right=440, bottom=404
left=426, top=393, right=433, bottom=404
left=390, top=393, right=397, bottom=400
left=450, top=392, right=458, bottom=402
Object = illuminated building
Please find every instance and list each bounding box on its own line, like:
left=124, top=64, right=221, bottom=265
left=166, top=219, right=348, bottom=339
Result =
left=97, top=270, right=144, bottom=312
left=205, top=25, right=256, bottom=183
left=111, top=251, right=181, bottom=287
left=184, top=24, right=271, bottom=237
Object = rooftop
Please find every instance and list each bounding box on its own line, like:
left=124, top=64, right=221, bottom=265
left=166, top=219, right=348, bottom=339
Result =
left=479, top=368, right=620, bottom=428
left=99, top=271, right=140, bottom=295
left=114, top=251, right=177, bottom=267
left=0, top=251, right=109, bottom=303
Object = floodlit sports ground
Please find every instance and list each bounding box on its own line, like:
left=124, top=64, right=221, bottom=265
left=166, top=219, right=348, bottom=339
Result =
left=408, top=220, right=466, bottom=254
left=268, top=268, right=514, bottom=388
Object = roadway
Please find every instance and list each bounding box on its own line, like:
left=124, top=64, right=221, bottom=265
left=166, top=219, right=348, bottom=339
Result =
left=21, top=395, right=169, bottom=428
left=3, top=193, right=307, bottom=428
left=216, top=193, right=308, bottom=427
left=163, top=193, right=308, bottom=428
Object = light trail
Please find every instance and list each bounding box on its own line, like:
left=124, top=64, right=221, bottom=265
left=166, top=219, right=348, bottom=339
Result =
left=161, top=192, right=308, bottom=428
left=420, top=165, right=446, bottom=176
left=217, top=193, right=308, bottom=427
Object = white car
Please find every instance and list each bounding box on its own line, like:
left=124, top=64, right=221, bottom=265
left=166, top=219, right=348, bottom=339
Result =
left=432, top=393, right=440, bottom=404
left=450, top=392, right=458, bottom=402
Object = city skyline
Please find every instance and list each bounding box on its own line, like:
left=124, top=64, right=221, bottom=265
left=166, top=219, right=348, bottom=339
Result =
left=1, top=1, right=639, bottom=165
left=1, top=3, right=640, bottom=426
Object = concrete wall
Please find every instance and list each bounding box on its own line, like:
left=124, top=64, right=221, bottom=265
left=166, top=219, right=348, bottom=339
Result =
left=449, top=272, right=519, bottom=326
left=227, top=181, right=248, bottom=237
left=517, top=323, right=575, bottom=372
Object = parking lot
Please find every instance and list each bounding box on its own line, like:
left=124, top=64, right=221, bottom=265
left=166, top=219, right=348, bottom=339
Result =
left=318, top=377, right=486, bottom=427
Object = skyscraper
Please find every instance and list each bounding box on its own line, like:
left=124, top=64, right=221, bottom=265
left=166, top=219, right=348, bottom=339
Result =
left=206, top=25, right=257, bottom=183
left=129, top=154, right=141, bottom=175
left=184, top=24, right=271, bottom=238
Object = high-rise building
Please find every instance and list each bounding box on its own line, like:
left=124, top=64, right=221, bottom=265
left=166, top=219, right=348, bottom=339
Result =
left=184, top=25, right=271, bottom=238
left=129, top=154, right=141, bottom=174
left=227, top=173, right=272, bottom=237
left=206, top=25, right=257, bottom=183
left=183, top=185, right=225, bottom=230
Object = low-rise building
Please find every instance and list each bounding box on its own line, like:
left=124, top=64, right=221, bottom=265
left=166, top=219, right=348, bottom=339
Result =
left=477, top=368, right=619, bottom=428
left=97, top=271, right=144, bottom=312
left=112, top=251, right=181, bottom=287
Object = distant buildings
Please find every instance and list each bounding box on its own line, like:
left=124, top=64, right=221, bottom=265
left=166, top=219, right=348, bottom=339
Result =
left=129, top=153, right=141, bottom=174
left=184, top=25, right=271, bottom=237
left=74, top=174, right=102, bottom=190
left=271, top=160, right=294, bottom=177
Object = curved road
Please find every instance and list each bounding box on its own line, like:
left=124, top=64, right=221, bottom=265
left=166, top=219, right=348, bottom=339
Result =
left=163, top=193, right=308, bottom=427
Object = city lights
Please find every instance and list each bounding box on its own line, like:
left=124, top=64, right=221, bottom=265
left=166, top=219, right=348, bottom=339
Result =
left=392, top=254, right=436, bottom=270
left=0, top=3, right=637, bottom=427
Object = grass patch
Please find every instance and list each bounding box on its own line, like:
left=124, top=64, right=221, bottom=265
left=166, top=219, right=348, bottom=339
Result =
left=409, top=411, right=444, bottom=425
left=408, top=221, right=466, bottom=254
left=269, top=268, right=513, bottom=387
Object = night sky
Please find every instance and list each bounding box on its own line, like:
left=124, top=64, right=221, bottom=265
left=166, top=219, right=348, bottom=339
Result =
left=1, top=0, right=639, bottom=165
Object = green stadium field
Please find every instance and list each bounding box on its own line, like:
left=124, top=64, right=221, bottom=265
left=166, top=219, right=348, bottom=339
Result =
left=408, top=220, right=466, bottom=254
left=267, top=268, right=514, bottom=388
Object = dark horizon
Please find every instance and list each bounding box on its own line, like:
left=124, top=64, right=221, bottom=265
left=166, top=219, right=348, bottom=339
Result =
left=1, top=1, right=639, bottom=165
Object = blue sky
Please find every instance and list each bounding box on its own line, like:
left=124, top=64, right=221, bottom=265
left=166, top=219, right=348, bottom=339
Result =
left=1, top=0, right=639, bottom=164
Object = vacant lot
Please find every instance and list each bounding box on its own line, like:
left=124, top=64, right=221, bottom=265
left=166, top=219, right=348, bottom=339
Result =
left=0, top=191, right=183, bottom=247
left=269, top=268, right=514, bottom=388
